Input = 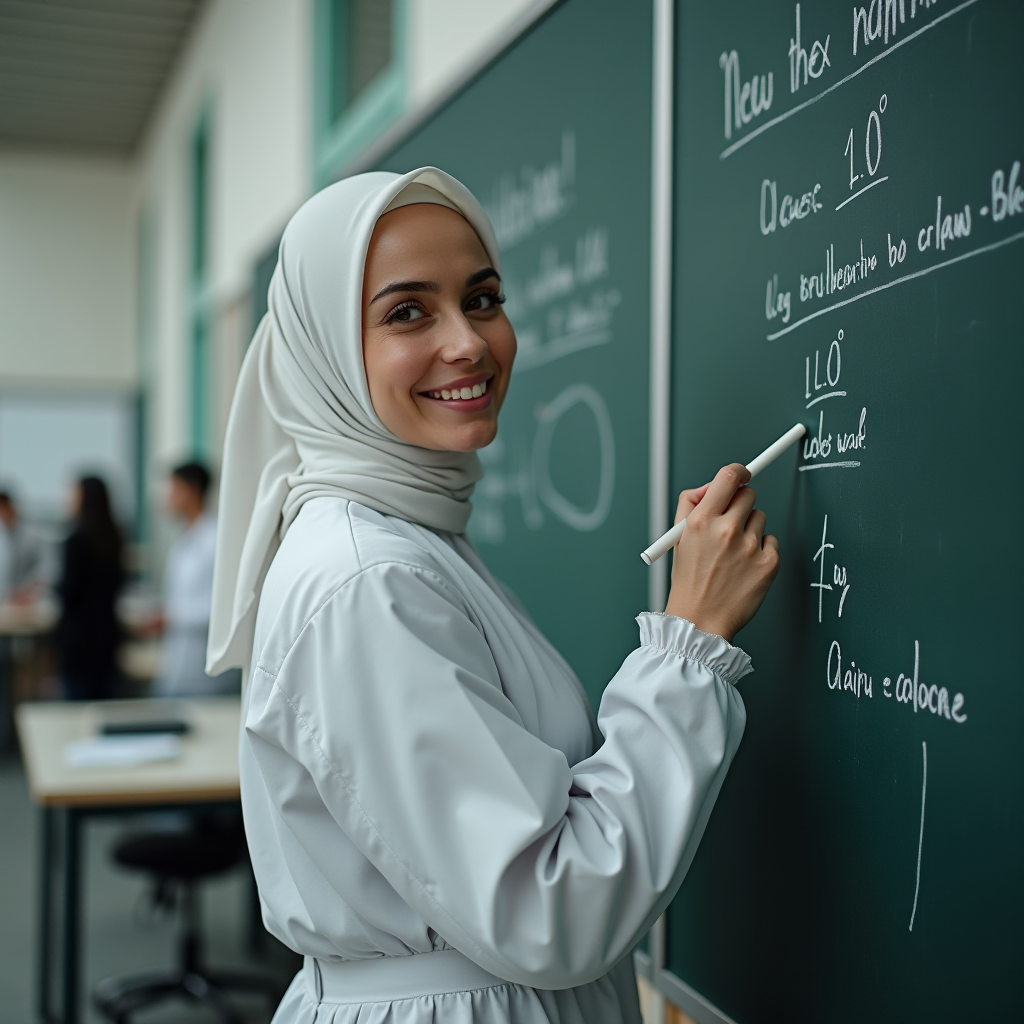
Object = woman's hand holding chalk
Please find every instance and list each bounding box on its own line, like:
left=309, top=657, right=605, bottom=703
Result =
left=640, top=423, right=806, bottom=565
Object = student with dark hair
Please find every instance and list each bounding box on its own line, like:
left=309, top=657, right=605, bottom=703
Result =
left=152, top=461, right=237, bottom=696
left=55, top=475, right=124, bottom=700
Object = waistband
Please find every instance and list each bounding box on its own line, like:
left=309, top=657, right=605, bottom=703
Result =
left=303, top=950, right=509, bottom=1004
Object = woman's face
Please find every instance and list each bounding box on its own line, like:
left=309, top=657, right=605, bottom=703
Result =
left=361, top=203, right=516, bottom=452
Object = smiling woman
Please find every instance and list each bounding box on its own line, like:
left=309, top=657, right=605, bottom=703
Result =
left=361, top=201, right=516, bottom=453
left=206, top=167, right=780, bottom=1024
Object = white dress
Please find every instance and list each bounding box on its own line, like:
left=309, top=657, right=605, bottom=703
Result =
left=242, top=497, right=752, bottom=1023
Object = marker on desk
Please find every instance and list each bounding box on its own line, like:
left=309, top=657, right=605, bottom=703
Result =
left=640, top=422, right=807, bottom=565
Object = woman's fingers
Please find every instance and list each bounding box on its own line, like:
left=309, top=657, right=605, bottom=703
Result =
left=746, top=508, right=767, bottom=544
left=674, top=481, right=711, bottom=522
left=695, top=463, right=751, bottom=517
left=724, top=484, right=757, bottom=525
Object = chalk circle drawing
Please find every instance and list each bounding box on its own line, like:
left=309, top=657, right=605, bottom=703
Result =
left=909, top=739, right=927, bottom=932
left=532, top=383, right=615, bottom=532
left=471, top=382, right=616, bottom=543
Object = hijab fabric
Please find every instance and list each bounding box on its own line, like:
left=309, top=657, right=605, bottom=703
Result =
left=207, top=168, right=502, bottom=675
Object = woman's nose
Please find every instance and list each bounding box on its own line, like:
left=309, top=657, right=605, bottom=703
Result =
left=440, top=312, right=488, bottom=363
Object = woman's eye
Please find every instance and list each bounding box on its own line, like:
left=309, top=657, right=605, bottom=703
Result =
left=466, top=290, right=505, bottom=313
left=386, top=303, right=426, bottom=324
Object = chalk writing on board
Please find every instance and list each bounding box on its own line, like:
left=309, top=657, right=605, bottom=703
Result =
left=505, top=226, right=620, bottom=372
left=719, top=50, right=774, bottom=141
left=788, top=4, right=831, bottom=94
left=827, top=639, right=968, bottom=724
left=804, top=329, right=846, bottom=407
left=853, top=0, right=940, bottom=57
left=719, top=0, right=979, bottom=160
left=760, top=178, right=823, bottom=235
left=836, top=94, right=888, bottom=210
left=800, top=407, right=865, bottom=469
left=483, top=131, right=575, bottom=250
left=767, top=229, right=1024, bottom=340
left=986, top=161, right=1024, bottom=220
left=909, top=740, right=927, bottom=932
left=472, top=383, right=615, bottom=543
left=811, top=514, right=850, bottom=623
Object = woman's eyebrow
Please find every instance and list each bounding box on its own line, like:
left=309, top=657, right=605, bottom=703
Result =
left=466, top=267, right=500, bottom=287
left=370, top=280, right=440, bottom=304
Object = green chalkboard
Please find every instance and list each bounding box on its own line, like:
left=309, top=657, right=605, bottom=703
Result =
left=668, top=1, right=1023, bottom=1019
left=376, top=0, right=653, bottom=705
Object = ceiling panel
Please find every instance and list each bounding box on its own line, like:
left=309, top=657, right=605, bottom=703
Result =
left=0, top=0, right=204, bottom=153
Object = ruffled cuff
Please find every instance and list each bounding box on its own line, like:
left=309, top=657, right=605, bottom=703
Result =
left=636, top=612, right=753, bottom=685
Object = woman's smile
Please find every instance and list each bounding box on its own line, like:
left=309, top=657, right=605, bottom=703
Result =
left=420, top=373, right=493, bottom=408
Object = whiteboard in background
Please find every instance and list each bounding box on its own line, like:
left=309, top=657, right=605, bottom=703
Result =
left=0, top=394, right=136, bottom=525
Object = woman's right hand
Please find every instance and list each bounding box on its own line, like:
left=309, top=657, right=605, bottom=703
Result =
left=663, top=463, right=780, bottom=643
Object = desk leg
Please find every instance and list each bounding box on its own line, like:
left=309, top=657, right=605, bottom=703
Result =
left=61, top=809, right=82, bottom=1024
left=38, top=806, right=55, bottom=1023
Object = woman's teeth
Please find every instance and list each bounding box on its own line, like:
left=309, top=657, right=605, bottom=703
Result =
left=428, top=380, right=489, bottom=401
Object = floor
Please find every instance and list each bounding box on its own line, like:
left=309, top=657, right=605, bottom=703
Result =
left=0, top=754, right=299, bottom=1023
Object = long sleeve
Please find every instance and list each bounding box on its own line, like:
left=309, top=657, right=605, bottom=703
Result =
left=244, top=559, right=749, bottom=990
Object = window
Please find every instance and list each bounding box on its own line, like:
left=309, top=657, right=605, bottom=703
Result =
left=314, top=0, right=405, bottom=187
left=330, top=0, right=393, bottom=122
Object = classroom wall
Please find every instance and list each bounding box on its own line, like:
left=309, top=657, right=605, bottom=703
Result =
left=406, top=0, right=539, bottom=104
left=136, top=0, right=542, bottom=473
left=136, top=0, right=313, bottom=473
left=0, top=152, right=137, bottom=389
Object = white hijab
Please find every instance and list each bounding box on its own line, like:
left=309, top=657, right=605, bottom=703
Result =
left=207, top=167, right=502, bottom=675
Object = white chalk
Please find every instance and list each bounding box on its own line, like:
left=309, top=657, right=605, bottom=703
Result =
left=640, top=422, right=806, bottom=566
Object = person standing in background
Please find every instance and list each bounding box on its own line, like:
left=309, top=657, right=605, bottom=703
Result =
left=153, top=462, right=238, bottom=696
left=55, top=476, right=124, bottom=701
left=0, top=490, right=47, bottom=603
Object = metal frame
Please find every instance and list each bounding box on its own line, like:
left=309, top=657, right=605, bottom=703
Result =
left=645, top=0, right=674, bottom=1015
left=642, top=4, right=739, bottom=1023
left=36, top=797, right=245, bottom=1024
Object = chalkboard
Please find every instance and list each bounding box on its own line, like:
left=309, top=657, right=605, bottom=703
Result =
left=374, top=0, right=654, bottom=705
left=667, top=1, right=1023, bottom=1020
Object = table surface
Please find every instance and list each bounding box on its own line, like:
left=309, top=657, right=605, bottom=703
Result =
left=16, top=697, right=241, bottom=807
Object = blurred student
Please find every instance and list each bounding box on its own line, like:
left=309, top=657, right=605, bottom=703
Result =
left=55, top=476, right=124, bottom=701
left=0, top=490, right=46, bottom=603
left=153, top=462, right=237, bottom=696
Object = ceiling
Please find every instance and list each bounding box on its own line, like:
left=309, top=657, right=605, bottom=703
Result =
left=0, top=0, right=204, bottom=155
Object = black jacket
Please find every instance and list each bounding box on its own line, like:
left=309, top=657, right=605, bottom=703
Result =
left=54, top=529, right=124, bottom=683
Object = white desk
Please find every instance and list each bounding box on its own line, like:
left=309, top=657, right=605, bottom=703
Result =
left=16, top=697, right=243, bottom=1024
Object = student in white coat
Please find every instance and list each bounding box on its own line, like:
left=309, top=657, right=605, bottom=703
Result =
left=155, top=463, right=238, bottom=696
left=207, top=169, right=780, bottom=1024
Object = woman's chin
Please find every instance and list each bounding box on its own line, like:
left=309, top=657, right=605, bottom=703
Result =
left=427, top=417, right=498, bottom=453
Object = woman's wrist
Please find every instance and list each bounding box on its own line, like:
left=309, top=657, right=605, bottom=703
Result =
left=663, top=597, right=734, bottom=644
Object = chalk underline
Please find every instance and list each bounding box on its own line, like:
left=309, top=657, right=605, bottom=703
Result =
left=767, top=229, right=1024, bottom=341
left=718, top=0, right=980, bottom=161
left=806, top=390, right=846, bottom=408
left=798, top=461, right=861, bottom=471
left=836, top=176, right=889, bottom=211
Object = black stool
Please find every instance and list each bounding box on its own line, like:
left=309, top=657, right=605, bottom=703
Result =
left=94, top=816, right=281, bottom=1023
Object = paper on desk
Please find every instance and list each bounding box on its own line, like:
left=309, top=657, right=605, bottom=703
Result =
left=64, top=733, right=182, bottom=768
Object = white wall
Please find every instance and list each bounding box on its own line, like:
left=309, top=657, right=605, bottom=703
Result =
left=137, top=0, right=313, bottom=470
left=407, top=0, right=539, bottom=104
left=0, top=152, right=137, bottom=389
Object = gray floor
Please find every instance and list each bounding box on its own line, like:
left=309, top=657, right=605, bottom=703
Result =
left=0, top=755, right=299, bottom=1023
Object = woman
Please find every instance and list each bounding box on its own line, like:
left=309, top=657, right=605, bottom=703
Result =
left=56, top=475, right=124, bottom=700
left=208, top=169, right=780, bottom=1023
